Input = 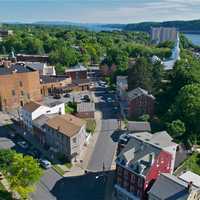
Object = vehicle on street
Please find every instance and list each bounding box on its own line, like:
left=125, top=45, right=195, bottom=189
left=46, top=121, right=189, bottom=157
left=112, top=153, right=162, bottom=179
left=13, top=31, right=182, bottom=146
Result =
left=63, top=93, right=70, bottom=98
left=17, top=141, right=29, bottom=149
left=107, top=97, right=112, bottom=103
left=82, top=95, right=90, bottom=102
left=53, top=94, right=61, bottom=99
left=39, top=159, right=52, bottom=169
left=9, top=132, right=16, bottom=139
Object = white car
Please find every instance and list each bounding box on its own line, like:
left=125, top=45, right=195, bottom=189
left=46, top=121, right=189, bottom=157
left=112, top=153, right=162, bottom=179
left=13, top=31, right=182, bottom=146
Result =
left=17, top=141, right=29, bottom=149
left=39, top=159, right=52, bottom=169
left=107, top=97, right=112, bottom=103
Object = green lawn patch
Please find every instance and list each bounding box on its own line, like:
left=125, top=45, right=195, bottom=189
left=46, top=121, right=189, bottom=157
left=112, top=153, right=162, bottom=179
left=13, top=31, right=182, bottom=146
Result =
left=86, top=119, right=96, bottom=135
left=176, top=153, right=200, bottom=175
left=52, top=165, right=65, bottom=176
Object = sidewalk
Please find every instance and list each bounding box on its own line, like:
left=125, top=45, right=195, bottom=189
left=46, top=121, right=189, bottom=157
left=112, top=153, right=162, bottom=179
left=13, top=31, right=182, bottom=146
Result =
left=77, top=110, right=102, bottom=170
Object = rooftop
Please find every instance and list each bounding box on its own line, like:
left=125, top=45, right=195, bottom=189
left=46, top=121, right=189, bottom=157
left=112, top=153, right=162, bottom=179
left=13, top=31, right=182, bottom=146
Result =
left=117, top=131, right=177, bottom=176
left=22, top=101, right=41, bottom=113
left=127, top=87, right=155, bottom=101
left=179, top=171, right=200, bottom=188
left=77, top=102, right=95, bottom=113
left=148, top=173, right=192, bottom=200
left=46, top=114, right=86, bottom=137
left=0, top=64, right=36, bottom=75
left=127, top=121, right=151, bottom=132
left=65, top=64, right=87, bottom=73
left=40, top=75, right=70, bottom=84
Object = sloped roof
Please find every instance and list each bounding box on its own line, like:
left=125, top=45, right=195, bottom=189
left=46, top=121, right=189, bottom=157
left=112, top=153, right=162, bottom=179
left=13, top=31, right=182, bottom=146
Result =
left=22, top=101, right=41, bottom=112
left=46, top=114, right=86, bottom=137
left=117, top=131, right=177, bottom=176
left=148, top=173, right=193, bottom=200
left=127, top=87, right=155, bottom=101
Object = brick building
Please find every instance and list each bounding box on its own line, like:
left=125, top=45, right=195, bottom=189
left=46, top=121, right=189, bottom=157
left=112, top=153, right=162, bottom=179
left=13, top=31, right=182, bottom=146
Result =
left=0, top=64, right=42, bottom=111
left=127, top=87, right=155, bottom=119
left=65, top=64, right=87, bottom=81
left=115, top=131, right=177, bottom=200
left=40, top=75, right=72, bottom=96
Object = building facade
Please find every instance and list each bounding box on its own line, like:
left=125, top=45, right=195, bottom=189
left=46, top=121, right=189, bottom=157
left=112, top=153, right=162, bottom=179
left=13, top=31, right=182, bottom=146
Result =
left=33, top=114, right=86, bottom=162
left=65, top=64, right=87, bottom=81
left=20, top=101, right=65, bottom=130
left=127, top=88, right=155, bottom=119
left=0, top=64, right=42, bottom=111
left=115, top=131, right=177, bottom=200
left=151, top=27, right=178, bottom=44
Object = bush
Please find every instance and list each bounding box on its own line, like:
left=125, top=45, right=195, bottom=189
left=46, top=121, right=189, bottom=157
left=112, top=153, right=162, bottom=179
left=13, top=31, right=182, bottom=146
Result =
left=86, top=119, right=96, bottom=134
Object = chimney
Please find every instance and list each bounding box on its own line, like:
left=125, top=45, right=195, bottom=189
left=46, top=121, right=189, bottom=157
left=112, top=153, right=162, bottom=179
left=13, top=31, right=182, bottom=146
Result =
left=187, top=181, right=193, bottom=192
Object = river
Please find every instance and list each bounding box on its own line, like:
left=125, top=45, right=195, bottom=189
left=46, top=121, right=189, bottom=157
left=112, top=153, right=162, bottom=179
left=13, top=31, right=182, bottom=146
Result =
left=184, top=34, right=200, bottom=46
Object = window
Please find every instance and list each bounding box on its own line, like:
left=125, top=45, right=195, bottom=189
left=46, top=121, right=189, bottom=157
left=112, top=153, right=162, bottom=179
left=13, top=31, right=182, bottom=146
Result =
left=73, top=137, right=77, bottom=144
left=21, top=91, right=24, bottom=96
left=19, top=81, right=23, bottom=87
left=12, top=90, right=15, bottom=96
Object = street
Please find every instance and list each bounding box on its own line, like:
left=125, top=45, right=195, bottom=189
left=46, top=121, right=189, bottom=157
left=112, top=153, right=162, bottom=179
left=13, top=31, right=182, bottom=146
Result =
left=87, top=86, right=120, bottom=172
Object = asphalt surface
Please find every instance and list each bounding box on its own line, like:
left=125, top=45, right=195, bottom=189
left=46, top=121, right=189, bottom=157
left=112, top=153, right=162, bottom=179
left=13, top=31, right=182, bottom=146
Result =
left=87, top=87, right=120, bottom=172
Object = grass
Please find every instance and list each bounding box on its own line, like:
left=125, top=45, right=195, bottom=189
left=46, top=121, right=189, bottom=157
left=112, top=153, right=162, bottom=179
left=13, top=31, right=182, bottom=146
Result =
left=86, top=119, right=96, bottom=135
left=0, top=182, right=12, bottom=200
left=52, top=165, right=65, bottom=176
left=175, top=153, right=200, bottom=176
left=65, top=163, right=72, bottom=169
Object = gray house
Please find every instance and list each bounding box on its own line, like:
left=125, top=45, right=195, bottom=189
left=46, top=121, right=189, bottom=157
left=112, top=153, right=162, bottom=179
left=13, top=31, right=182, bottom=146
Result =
left=33, top=113, right=86, bottom=162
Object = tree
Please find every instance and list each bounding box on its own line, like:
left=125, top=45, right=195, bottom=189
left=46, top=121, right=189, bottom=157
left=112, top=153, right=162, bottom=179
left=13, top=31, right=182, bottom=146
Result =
left=138, top=114, right=150, bottom=122
left=167, top=119, right=186, bottom=137
left=128, top=57, right=153, bottom=91
left=171, top=84, right=200, bottom=135
left=0, top=150, right=42, bottom=199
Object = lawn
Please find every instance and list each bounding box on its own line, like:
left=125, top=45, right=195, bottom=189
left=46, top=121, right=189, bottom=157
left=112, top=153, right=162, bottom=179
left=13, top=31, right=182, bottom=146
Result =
left=0, top=182, right=12, bottom=200
left=176, top=153, right=200, bottom=176
left=86, top=119, right=96, bottom=135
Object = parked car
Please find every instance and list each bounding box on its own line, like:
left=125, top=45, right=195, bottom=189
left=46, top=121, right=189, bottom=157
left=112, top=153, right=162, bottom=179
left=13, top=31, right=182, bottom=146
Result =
left=9, top=132, right=16, bottom=139
left=82, top=95, right=90, bottom=102
left=17, top=141, right=29, bottom=149
left=27, top=148, right=41, bottom=158
left=63, top=93, right=70, bottom=98
left=39, top=159, right=52, bottom=169
left=53, top=94, right=61, bottom=99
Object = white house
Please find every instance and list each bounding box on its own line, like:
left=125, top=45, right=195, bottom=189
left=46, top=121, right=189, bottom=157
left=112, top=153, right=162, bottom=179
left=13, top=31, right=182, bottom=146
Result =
left=20, top=101, right=65, bottom=130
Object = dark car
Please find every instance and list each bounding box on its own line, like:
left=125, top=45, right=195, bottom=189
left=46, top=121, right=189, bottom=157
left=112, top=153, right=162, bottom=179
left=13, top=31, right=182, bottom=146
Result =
left=53, top=94, right=61, bottom=99
left=63, top=93, right=70, bottom=98
left=82, top=95, right=90, bottom=102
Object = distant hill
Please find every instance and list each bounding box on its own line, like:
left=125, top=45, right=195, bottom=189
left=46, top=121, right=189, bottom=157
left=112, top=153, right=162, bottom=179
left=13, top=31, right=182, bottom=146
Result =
left=123, top=20, right=200, bottom=33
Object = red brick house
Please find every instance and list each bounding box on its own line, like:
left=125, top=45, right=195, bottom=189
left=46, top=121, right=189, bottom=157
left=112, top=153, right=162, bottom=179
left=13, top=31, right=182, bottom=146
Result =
left=127, top=87, right=155, bottom=119
left=115, top=131, right=177, bottom=200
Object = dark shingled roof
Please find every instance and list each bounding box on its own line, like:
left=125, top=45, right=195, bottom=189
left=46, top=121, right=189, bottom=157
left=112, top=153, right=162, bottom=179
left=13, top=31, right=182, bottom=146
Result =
left=148, top=173, right=193, bottom=200
left=40, top=75, right=70, bottom=84
left=0, top=64, right=35, bottom=75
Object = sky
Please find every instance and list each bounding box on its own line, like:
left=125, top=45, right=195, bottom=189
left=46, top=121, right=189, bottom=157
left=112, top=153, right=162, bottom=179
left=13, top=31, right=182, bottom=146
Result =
left=0, top=0, right=200, bottom=24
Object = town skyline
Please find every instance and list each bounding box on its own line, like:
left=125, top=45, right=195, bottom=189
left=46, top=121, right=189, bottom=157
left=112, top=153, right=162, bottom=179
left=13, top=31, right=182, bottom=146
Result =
left=0, top=0, right=200, bottom=23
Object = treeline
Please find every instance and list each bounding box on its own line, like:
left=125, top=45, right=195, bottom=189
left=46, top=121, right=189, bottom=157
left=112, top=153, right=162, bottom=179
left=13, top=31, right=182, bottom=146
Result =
left=0, top=24, right=171, bottom=74
left=123, top=19, right=200, bottom=33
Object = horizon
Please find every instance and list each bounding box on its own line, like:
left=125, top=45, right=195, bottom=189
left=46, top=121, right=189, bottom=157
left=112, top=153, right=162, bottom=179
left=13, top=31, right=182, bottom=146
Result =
left=0, top=0, right=200, bottom=24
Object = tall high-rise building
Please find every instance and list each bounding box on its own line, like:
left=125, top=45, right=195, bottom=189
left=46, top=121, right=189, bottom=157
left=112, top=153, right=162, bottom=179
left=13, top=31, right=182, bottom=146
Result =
left=151, top=27, right=178, bottom=44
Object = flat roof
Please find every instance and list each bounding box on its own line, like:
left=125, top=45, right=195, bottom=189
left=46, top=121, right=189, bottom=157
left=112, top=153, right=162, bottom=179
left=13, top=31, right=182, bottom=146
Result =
left=179, top=171, right=200, bottom=188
